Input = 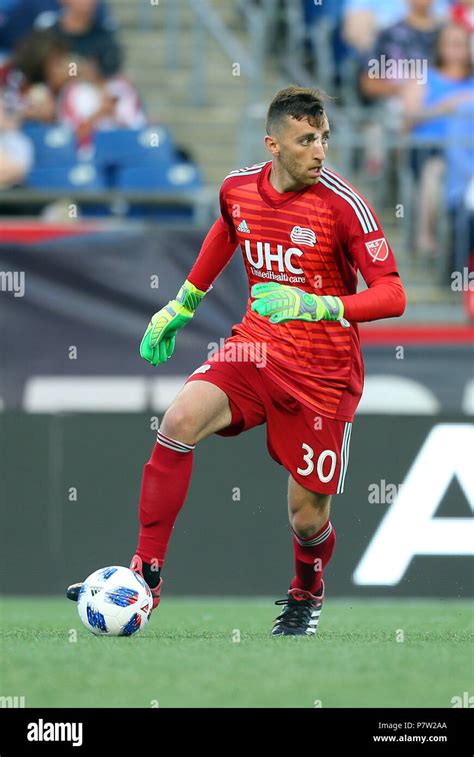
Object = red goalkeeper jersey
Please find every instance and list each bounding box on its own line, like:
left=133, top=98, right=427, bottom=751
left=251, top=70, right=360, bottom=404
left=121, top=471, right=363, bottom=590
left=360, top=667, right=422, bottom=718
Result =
left=215, top=160, right=400, bottom=422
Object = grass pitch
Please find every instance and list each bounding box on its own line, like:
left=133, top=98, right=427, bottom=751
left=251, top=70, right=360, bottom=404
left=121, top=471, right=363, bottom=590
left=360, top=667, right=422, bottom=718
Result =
left=0, top=597, right=472, bottom=708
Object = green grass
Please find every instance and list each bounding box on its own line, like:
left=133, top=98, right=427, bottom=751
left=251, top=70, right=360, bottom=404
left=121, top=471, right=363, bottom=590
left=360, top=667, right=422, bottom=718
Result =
left=0, top=597, right=472, bottom=708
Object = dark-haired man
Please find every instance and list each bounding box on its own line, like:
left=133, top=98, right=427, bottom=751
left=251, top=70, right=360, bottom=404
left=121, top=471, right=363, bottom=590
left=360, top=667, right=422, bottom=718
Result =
left=67, top=86, right=406, bottom=636
left=41, top=0, right=122, bottom=78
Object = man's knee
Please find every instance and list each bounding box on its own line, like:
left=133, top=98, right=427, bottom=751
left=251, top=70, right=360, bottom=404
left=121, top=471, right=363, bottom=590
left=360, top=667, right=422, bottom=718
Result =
left=161, top=381, right=232, bottom=444
left=289, top=482, right=331, bottom=537
left=161, top=401, right=199, bottom=445
left=291, top=507, right=329, bottom=538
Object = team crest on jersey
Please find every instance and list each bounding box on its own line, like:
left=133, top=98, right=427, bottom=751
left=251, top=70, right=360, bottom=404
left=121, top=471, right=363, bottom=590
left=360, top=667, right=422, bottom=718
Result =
left=290, top=226, right=316, bottom=247
left=365, top=237, right=389, bottom=262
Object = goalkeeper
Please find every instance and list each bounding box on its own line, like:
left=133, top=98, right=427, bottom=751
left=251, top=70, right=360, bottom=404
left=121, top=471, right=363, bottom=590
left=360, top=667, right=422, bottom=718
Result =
left=68, top=85, right=405, bottom=636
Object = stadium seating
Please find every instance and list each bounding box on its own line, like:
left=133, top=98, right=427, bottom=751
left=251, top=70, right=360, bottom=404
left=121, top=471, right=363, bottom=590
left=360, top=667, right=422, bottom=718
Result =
left=92, top=126, right=177, bottom=169
left=116, top=161, right=202, bottom=192
left=21, top=123, right=77, bottom=168
left=26, top=162, right=106, bottom=190
left=20, top=123, right=201, bottom=194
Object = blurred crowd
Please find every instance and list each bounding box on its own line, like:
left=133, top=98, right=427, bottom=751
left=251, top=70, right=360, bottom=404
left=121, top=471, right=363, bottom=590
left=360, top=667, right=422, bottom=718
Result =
left=0, top=0, right=146, bottom=189
left=300, top=0, right=473, bottom=279
left=0, top=0, right=472, bottom=290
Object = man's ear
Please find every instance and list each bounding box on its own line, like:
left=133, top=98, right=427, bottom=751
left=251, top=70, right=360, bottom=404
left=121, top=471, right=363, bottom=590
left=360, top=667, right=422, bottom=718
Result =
left=264, top=134, right=280, bottom=157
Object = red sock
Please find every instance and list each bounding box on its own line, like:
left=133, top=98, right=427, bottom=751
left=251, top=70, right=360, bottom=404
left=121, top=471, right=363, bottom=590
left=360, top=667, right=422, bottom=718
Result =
left=136, top=430, right=195, bottom=568
left=290, top=520, right=336, bottom=595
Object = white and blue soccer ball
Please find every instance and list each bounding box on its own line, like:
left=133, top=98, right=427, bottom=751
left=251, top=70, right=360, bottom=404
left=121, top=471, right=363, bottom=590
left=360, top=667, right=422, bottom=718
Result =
left=77, top=566, right=153, bottom=637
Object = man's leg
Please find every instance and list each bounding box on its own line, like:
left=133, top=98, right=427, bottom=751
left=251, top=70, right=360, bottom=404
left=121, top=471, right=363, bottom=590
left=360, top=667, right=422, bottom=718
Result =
left=287, top=475, right=335, bottom=595
left=136, top=380, right=232, bottom=589
left=271, top=475, right=335, bottom=635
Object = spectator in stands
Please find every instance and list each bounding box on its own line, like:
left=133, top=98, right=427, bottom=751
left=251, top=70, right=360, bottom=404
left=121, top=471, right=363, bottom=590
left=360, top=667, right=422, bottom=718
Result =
left=342, top=0, right=450, bottom=55
left=445, top=101, right=474, bottom=317
left=0, top=1, right=111, bottom=59
left=13, top=27, right=145, bottom=143
left=360, top=0, right=442, bottom=103
left=41, top=0, right=122, bottom=78
left=60, top=74, right=147, bottom=143
left=401, top=22, right=474, bottom=257
left=353, top=0, right=444, bottom=177
left=38, top=1, right=146, bottom=141
left=0, top=88, right=33, bottom=187
left=13, top=29, right=70, bottom=123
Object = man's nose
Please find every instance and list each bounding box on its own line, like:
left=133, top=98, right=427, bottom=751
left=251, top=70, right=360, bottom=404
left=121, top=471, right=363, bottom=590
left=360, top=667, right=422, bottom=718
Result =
left=312, top=142, right=325, bottom=160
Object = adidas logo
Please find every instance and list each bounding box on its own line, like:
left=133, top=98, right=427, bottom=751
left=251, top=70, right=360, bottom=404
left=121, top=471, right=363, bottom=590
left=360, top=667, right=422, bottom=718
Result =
left=237, top=219, right=250, bottom=233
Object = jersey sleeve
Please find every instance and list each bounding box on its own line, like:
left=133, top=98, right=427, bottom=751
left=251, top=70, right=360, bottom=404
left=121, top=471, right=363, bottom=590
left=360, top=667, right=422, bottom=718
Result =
left=186, top=179, right=240, bottom=291
left=186, top=216, right=238, bottom=292
left=340, top=273, right=406, bottom=322
left=219, top=179, right=238, bottom=245
left=341, top=197, right=400, bottom=286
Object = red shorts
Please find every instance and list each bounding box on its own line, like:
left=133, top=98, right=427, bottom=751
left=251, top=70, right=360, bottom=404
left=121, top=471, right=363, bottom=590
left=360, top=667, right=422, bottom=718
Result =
left=185, top=351, right=353, bottom=495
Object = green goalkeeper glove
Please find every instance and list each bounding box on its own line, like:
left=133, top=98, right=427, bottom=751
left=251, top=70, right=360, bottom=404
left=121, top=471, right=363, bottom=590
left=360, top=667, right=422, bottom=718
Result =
left=140, top=279, right=207, bottom=366
left=250, top=282, right=344, bottom=324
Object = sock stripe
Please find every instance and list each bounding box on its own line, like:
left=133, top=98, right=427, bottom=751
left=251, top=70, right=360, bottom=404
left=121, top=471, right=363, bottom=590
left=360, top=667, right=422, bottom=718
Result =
left=158, top=430, right=195, bottom=450
left=156, top=430, right=195, bottom=453
left=294, top=522, right=333, bottom=547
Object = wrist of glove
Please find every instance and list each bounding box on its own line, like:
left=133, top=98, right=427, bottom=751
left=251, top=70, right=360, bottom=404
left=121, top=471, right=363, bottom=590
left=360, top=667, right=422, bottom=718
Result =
left=250, top=282, right=344, bottom=324
left=140, top=279, right=207, bottom=366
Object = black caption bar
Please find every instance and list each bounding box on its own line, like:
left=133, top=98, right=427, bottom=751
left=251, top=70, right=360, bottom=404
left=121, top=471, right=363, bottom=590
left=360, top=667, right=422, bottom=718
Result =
left=0, top=708, right=471, bottom=755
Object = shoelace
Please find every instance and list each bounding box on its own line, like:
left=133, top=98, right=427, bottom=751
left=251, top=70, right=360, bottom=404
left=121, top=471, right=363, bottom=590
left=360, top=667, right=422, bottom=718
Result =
left=273, top=596, right=315, bottom=628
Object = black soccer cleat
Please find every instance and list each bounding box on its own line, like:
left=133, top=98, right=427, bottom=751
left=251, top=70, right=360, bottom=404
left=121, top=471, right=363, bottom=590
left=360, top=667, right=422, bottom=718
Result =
left=271, top=581, right=325, bottom=636
left=66, top=582, right=83, bottom=602
left=65, top=555, right=162, bottom=611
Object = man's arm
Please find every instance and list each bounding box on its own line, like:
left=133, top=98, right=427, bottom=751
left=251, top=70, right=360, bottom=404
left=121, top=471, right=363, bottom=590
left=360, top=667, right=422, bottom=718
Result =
left=187, top=215, right=239, bottom=291
left=339, top=272, right=406, bottom=322
left=140, top=215, right=239, bottom=366
left=250, top=273, right=406, bottom=325
left=251, top=194, right=406, bottom=326
left=340, top=192, right=406, bottom=322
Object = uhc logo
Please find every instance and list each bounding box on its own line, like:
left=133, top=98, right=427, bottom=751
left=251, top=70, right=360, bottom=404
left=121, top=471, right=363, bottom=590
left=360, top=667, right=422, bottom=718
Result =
left=290, top=226, right=316, bottom=247
left=244, top=240, right=303, bottom=274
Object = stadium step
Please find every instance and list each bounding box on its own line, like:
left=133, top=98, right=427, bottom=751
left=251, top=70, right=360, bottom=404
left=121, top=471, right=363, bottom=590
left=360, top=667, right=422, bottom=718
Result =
left=111, top=0, right=243, bottom=31
left=109, top=0, right=282, bottom=184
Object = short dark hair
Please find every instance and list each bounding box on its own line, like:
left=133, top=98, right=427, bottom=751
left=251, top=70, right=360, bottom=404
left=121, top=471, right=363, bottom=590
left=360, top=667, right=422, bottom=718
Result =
left=14, top=30, right=70, bottom=84
left=266, top=85, right=329, bottom=135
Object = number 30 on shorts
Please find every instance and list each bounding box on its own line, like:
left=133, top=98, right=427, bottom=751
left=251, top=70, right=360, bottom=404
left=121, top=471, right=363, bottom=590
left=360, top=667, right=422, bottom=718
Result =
left=297, top=443, right=336, bottom=483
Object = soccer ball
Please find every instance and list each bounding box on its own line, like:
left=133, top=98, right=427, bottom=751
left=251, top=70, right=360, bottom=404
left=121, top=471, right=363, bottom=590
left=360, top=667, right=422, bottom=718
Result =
left=77, top=566, right=153, bottom=637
